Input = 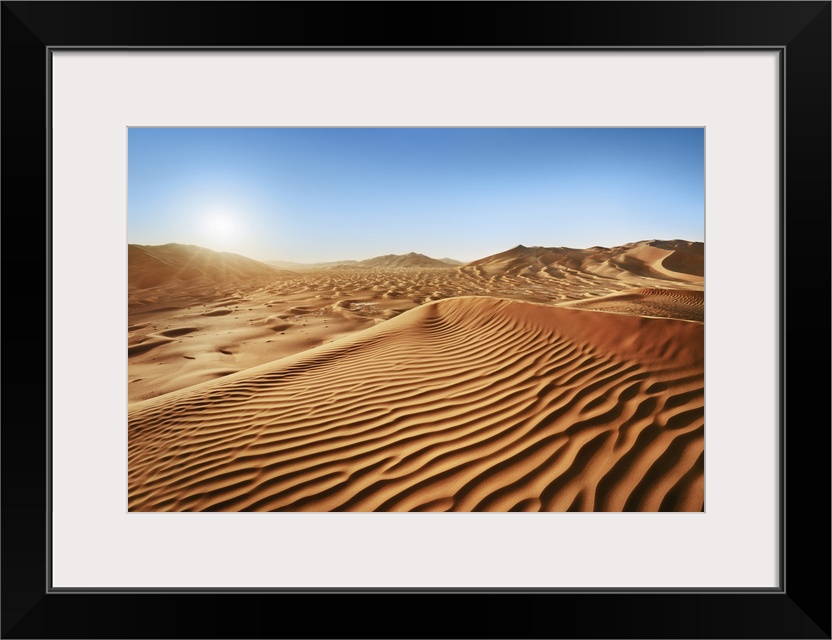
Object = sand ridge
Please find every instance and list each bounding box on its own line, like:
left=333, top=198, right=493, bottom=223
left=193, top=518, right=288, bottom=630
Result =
left=128, top=240, right=704, bottom=402
left=128, top=240, right=705, bottom=511
left=560, top=288, right=705, bottom=322
left=129, top=296, right=704, bottom=512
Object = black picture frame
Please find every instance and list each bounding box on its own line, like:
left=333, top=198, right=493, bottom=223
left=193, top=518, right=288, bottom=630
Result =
left=2, top=2, right=829, bottom=638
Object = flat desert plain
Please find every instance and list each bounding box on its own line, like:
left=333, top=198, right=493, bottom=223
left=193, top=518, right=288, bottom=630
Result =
left=128, top=240, right=704, bottom=512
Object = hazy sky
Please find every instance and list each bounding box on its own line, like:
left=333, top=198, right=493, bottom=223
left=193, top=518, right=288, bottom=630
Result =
left=128, top=128, right=704, bottom=264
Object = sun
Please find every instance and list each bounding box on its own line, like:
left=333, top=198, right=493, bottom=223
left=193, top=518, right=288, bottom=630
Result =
left=197, top=209, right=246, bottom=251
left=205, top=212, right=237, bottom=236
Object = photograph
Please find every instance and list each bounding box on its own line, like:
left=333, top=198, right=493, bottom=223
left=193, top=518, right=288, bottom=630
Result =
left=127, top=127, right=705, bottom=512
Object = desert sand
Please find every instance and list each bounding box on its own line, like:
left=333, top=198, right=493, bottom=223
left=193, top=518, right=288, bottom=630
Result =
left=128, top=240, right=704, bottom=512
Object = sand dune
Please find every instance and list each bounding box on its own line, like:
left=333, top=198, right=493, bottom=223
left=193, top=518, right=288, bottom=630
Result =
left=128, top=239, right=705, bottom=512
left=560, top=287, right=705, bottom=322
left=128, top=240, right=704, bottom=403
left=129, top=243, right=291, bottom=311
left=129, top=296, right=704, bottom=512
left=461, top=239, right=704, bottom=288
left=266, top=252, right=460, bottom=271
left=130, top=243, right=287, bottom=286
left=355, top=252, right=458, bottom=269
left=266, top=258, right=359, bottom=270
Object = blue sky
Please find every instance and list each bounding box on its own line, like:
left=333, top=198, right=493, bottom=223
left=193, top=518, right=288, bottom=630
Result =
left=128, top=128, right=704, bottom=263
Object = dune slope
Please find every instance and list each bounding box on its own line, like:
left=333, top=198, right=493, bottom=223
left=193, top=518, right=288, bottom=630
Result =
left=129, top=296, right=704, bottom=512
left=560, top=287, right=705, bottom=322
left=129, top=243, right=292, bottom=311
left=459, top=239, right=704, bottom=292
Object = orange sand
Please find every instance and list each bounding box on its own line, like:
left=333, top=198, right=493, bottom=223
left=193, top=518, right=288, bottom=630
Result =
left=128, top=240, right=704, bottom=512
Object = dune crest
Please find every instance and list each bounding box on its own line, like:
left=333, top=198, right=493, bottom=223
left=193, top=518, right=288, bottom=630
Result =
left=559, top=287, right=704, bottom=322
left=129, top=296, right=704, bottom=512
left=460, top=239, right=704, bottom=287
left=127, top=241, right=704, bottom=403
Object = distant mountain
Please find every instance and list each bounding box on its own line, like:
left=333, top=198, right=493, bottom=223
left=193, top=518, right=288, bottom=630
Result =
left=357, top=252, right=458, bottom=268
left=264, top=254, right=462, bottom=270
left=461, top=240, right=703, bottom=283
left=129, top=243, right=291, bottom=290
left=265, top=259, right=358, bottom=270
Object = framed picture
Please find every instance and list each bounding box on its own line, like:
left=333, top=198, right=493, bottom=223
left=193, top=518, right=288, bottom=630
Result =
left=3, top=2, right=829, bottom=638
left=123, top=125, right=707, bottom=515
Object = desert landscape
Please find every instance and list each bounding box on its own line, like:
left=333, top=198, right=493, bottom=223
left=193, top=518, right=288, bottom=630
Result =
left=127, top=126, right=704, bottom=512
left=128, top=239, right=704, bottom=512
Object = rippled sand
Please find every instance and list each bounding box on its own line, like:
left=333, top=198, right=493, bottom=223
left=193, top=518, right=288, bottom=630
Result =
left=128, top=240, right=704, bottom=512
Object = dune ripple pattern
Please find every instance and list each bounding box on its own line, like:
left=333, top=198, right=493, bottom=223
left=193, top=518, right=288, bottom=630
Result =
left=129, top=296, right=704, bottom=512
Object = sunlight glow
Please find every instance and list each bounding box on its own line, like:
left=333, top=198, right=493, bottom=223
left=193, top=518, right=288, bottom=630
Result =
left=197, top=208, right=244, bottom=245
left=205, top=211, right=237, bottom=236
